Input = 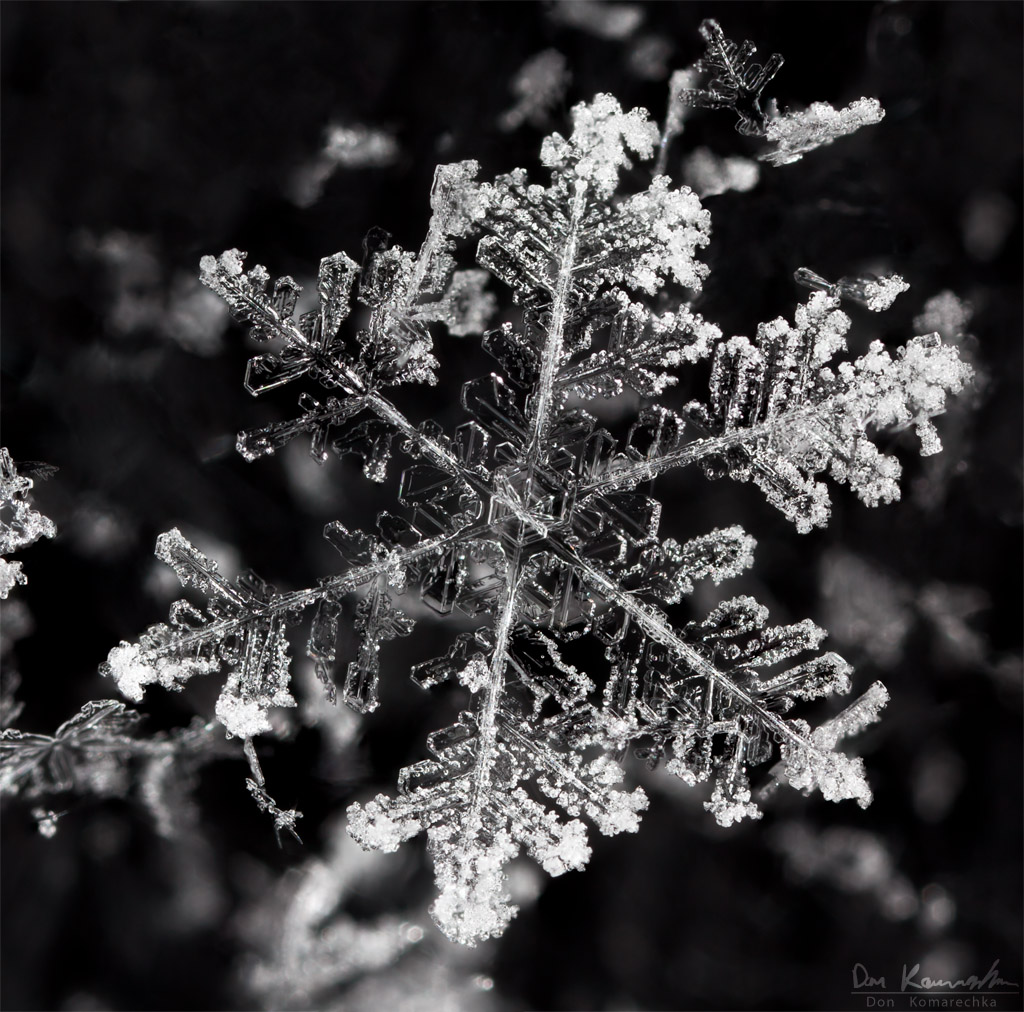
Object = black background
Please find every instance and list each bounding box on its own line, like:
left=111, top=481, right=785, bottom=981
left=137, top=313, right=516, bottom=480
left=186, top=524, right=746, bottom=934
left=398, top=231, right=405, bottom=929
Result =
left=2, top=3, right=1021, bottom=1010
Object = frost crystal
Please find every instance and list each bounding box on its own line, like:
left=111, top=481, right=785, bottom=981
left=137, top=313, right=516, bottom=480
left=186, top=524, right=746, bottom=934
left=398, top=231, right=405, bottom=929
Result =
left=674, top=19, right=785, bottom=137
left=794, top=266, right=911, bottom=313
left=0, top=450, right=56, bottom=599
left=103, top=78, right=970, bottom=944
left=655, top=20, right=879, bottom=178
left=762, top=97, right=885, bottom=166
left=1, top=700, right=142, bottom=798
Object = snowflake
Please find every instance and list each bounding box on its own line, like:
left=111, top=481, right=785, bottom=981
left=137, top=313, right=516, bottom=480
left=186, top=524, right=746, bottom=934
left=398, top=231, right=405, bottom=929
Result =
left=0, top=449, right=56, bottom=600
left=671, top=19, right=786, bottom=138
left=655, top=20, right=883, bottom=176
left=101, top=77, right=970, bottom=945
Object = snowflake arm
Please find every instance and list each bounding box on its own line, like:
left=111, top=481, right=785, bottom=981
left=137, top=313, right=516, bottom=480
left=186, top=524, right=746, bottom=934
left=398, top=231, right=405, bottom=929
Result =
left=0, top=449, right=57, bottom=599
left=762, top=98, right=886, bottom=167
left=673, top=19, right=785, bottom=138
left=582, top=288, right=970, bottom=531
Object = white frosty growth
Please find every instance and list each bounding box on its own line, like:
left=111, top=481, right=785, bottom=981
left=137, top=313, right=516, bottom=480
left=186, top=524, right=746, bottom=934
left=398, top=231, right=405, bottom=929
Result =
left=794, top=267, right=909, bottom=313
left=762, top=98, right=885, bottom=166
left=0, top=450, right=56, bottom=599
left=540, top=94, right=660, bottom=199
left=690, top=289, right=971, bottom=530
left=0, top=561, right=25, bottom=601
left=105, top=641, right=218, bottom=702
left=863, top=274, right=911, bottom=312
left=913, top=290, right=973, bottom=341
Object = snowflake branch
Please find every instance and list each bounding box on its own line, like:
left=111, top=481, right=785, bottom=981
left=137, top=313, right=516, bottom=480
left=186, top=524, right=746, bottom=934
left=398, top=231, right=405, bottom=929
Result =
left=557, top=541, right=850, bottom=768
left=527, top=180, right=589, bottom=462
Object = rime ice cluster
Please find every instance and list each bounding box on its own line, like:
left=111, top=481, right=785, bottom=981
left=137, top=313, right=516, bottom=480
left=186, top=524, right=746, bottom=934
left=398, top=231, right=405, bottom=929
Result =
left=99, top=23, right=971, bottom=946
left=762, top=98, right=886, bottom=167
left=0, top=449, right=56, bottom=600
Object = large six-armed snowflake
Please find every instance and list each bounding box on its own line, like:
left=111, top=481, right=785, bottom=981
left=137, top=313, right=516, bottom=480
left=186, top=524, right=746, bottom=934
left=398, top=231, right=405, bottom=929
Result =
left=103, top=83, right=969, bottom=944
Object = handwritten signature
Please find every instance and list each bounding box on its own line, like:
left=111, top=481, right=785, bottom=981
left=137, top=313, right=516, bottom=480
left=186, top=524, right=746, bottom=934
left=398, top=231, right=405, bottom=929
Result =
left=852, top=960, right=1019, bottom=992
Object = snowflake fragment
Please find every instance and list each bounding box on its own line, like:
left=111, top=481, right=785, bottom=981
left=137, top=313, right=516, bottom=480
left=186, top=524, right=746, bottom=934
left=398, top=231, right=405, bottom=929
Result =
left=674, top=19, right=785, bottom=137
left=762, top=98, right=885, bottom=166
left=0, top=450, right=57, bottom=599
left=288, top=124, right=399, bottom=208
left=682, top=147, right=760, bottom=198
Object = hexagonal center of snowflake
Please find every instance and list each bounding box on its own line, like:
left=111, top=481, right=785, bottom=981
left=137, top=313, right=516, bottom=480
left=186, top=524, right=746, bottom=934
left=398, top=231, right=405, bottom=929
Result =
left=490, top=463, right=568, bottom=544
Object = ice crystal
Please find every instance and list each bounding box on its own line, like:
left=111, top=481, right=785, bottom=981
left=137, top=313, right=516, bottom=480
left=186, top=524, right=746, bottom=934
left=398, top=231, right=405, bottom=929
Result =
left=674, top=19, right=785, bottom=137
left=0, top=700, right=142, bottom=799
left=102, top=75, right=970, bottom=945
left=0, top=449, right=56, bottom=600
left=654, top=21, right=883, bottom=177
left=762, top=97, right=886, bottom=167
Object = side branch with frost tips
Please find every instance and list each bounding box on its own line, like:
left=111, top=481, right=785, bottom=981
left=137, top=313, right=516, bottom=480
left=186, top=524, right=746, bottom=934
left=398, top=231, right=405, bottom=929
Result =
left=762, top=98, right=885, bottom=166
left=560, top=543, right=879, bottom=820
left=103, top=522, right=484, bottom=718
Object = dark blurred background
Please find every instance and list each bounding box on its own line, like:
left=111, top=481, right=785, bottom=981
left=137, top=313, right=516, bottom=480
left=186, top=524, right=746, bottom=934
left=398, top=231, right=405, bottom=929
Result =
left=2, top=3, right=1021, bottom=1010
